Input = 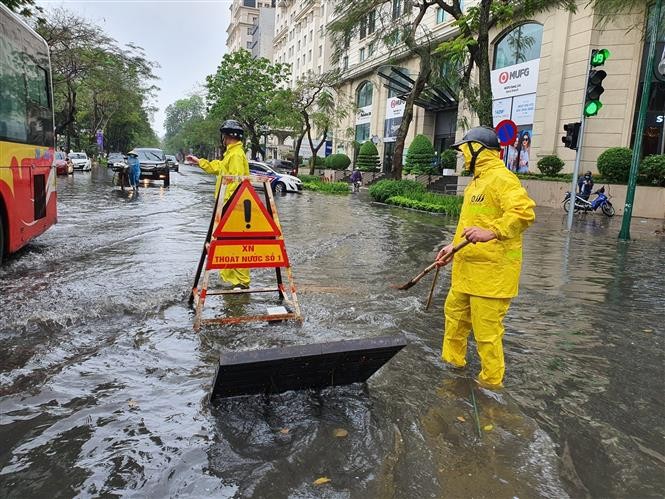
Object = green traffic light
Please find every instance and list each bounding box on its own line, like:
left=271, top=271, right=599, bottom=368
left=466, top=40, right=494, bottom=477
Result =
left=584, top=100, right=602, bottom=117
left=591, top=48, right=611, bottom=67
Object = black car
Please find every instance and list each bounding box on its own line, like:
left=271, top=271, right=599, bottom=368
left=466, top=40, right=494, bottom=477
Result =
left=135, top=148, right=170, bottom=187
left=165, top=154, right=179, bottom=172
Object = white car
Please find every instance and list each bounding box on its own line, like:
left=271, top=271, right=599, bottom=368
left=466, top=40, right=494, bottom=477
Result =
left=69, top=152, right=91, bottom=171
left=249, top=161, right=302, bottom=193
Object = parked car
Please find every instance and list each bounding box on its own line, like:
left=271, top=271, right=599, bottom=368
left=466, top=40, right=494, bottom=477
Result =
left=267, top=158, right=295, bottom=175
left=69, top=152, right=91, bottom=171
left=249, top=161, right=302, bottom=193
left=135, top=148, right=170, bottom=187
left=54, top=151, right=73, bottom=175
left=165, top=154, right=179, bottom=172
left=107, top=152, right=126, bottom=169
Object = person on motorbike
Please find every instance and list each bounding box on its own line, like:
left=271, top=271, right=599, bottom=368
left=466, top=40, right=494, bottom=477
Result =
left=127, top=150, right=141, bottom=191
left=578, top=171, right=594, bottom=200
left=350, top=168, right=362, bottom=192
left=435, top=126, right=536, bottom=390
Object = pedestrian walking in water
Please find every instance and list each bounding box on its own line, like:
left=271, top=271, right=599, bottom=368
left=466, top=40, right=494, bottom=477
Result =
left=127, top=150, right=141, bottom=191
left=436, top=126, right=535, bottom=390
left=186, top=119, right=251, bottom=290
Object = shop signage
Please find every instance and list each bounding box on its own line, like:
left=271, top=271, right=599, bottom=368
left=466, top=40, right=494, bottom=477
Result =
left=491, top=59, right=540, bottom=100
left=385, top=97, right=405, bottom=119
left=355, top=105, right=372, bottom=125
left=492, top=97, right=512, bottom=126
left=511, top=93, right=537, bottom=125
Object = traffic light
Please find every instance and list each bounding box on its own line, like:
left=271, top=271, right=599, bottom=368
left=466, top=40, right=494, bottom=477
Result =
left=562, top=122, right=581, bottom=150
left=584, top=49, right=610, bottom=117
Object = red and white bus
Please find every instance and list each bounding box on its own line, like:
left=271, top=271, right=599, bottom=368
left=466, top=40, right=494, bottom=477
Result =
left=0, top=3, right=57, bottom=262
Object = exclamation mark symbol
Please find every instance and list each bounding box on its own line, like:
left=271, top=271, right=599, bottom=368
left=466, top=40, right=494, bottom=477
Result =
left=244, top=200, right=251, bottom=229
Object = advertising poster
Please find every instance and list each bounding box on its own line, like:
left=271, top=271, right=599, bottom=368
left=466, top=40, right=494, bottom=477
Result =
left=511, top=94, right=536, bottom=125
left=492, top=98, right=512, bottom=126
left=384, top=97, right=405, bottom=143
left=504, top=127, right=533, bottom=173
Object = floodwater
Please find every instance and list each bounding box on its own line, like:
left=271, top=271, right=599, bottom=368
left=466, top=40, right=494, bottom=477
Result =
left=1, top=164, right=663, bottom=498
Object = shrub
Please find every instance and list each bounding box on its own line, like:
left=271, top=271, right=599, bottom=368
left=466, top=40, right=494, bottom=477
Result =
left=641, top=154, right=665, bottom=186
left=440, top=149, right=457, bottom=172
left=368, top=179, right=425, bottom=203
left=298, top=174, right=320, bottom=183
left=324, top=153, right=351, bottom=170
left=536, top=155, right=565, bottom=176
left=597, top=147, right=633, bottom=182
left=356, top=141, right=380, bottom=172
left=386, top=194, right=463, bottom=215
left=301, top=179, right=350, bottom=194
left=404, top=134, right=435, bottom=175
left=313, top=155, right=326, bottom=167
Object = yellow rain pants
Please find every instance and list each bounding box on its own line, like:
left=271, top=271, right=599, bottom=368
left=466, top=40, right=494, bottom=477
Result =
left=443, top=290, right=511, bottom=388
left=198, top=141, right=251, bottom=287
left=442, top=144, right=535, bottom=388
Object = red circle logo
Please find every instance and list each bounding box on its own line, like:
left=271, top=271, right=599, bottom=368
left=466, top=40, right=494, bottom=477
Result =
left=499, top=72, right=509, bottom=84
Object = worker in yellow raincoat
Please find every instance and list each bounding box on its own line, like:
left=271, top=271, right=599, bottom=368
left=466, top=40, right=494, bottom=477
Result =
left=186, top=119, right=251, bottom=289
left=436, top=126, right=535, bottom=390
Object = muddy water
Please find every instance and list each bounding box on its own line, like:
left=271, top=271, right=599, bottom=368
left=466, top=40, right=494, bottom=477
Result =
left=1, top=165, right=663, bottom=498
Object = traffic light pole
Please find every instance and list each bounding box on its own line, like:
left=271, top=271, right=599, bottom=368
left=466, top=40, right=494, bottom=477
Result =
left=566, top=116, right=587, bottom=230
left=619, top=0, right=662, bottom=241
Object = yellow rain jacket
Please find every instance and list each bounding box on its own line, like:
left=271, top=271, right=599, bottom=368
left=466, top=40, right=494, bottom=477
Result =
left=198, top=141, right=251, bottom=287
left=451, top=148, right=536, bottom=298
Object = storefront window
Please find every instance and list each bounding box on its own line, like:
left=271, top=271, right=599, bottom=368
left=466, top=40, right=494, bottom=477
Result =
left=357, top=81, right=373, bottom=107
left=631, top=37, right=665, bottom=158
left=355, top=81, right=373, bottom=143
left=493, top=22, right=543, bottom=70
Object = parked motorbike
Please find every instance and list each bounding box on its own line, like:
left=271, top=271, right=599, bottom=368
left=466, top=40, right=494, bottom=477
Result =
left=563, top=186, right=615, bottom=217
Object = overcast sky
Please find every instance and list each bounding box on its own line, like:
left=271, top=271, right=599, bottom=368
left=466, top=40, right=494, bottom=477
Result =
left=37, top=0, right=232, bottom=137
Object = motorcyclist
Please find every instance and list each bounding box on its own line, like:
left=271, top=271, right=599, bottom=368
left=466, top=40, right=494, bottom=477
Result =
left=578, top=171, right=594, bottom=200
left=350, top=168, right=362, bottom=192
left=186, top=120, right=251, bottom=290
left=435, top=126, right=536, bottom=390
left=127, top=150, right=141, bottom=191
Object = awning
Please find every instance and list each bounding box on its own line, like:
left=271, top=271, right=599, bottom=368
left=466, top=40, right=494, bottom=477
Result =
left=378, top=66, right=458, bottom=112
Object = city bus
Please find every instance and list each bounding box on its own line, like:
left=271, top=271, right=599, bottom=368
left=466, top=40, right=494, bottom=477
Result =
left=0, top=3, right=56, bottom=262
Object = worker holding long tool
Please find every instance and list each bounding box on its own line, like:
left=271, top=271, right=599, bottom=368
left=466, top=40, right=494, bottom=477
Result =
left=186, top=119, right=251, bottom=289
left=436, top=126, right=535, bottom=390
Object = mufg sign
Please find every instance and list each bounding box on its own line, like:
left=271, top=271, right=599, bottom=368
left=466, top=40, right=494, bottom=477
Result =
left=491, top=59, right=540, bottom=100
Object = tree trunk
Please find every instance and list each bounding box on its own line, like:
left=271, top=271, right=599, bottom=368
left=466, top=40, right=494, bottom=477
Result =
left=476, top=0, right=493, bottom=127
left=293, top=132, right=305, bottom=175
left=391, top=51, right=432, bottom=179
left=307, top=125, right=328, bottom=174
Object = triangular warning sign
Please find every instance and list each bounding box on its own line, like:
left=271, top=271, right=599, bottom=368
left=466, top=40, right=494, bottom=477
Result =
left=213, top=179, right=282, bottom=238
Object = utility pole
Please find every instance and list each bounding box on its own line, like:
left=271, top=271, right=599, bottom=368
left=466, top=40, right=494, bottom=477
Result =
left=619, top=0, right=663, bottom=240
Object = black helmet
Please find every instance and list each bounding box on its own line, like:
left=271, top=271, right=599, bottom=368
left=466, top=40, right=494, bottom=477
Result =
left=451, top=126, right=501, bottom=151
left=220, top=119, right=244, bottom=139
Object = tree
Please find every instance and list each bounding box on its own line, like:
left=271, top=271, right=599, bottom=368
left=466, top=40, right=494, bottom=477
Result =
left=1, top=0, right=44, bottom=21
left=329, top=0, right=576, bottom=179
left=36, top=8, right=158, bottom=152
left=356, top=141, right=381, bottom=171
left=164, top=95, right=205, bottom=139
left=205, top=50, right=291, bottom=159
left=404, top=134, right=435, bottom=174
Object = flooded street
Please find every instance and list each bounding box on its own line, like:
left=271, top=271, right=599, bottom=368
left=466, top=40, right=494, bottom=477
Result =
left=1, top=164, right=663, bottom=498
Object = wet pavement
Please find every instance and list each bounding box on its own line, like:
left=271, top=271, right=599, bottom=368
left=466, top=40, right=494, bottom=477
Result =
left=1, top=164, right=663, bottom=498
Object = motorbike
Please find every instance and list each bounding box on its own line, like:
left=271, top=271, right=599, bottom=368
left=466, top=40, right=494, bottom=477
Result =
left=563, top=186, right=615, bottom=217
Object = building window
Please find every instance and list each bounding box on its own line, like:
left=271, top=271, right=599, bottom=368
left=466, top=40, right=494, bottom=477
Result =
left=359, top=47, right=366, bottom=62
left=355, top=123, right=370, bottom=142
left=247, top=26, right=253, bottom=35
left=319, top=45, right=323, bottom=57
left=247, top=41, right=253, bottom=49
left=493, top=22, right=544, bottom=70
left=308, top=49, right=312, bottom=61
left=392, top=0, right=401, bottom=19
left=357, top=81, right=373, bottom=107
left=368, top=42, right=375, bottom=57
left=436, top=7, right=445, bottom=23
left=360, top=17, right=367, bottom=40
left=342, top=56, right=349, bottom=70
left=368, top=10, right=376, bottom=34
left=318, top=65, right=322, bottom=73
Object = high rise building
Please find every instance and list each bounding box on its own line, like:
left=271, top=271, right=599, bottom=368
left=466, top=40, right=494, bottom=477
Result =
left=227, top=0, right=276, bottom=57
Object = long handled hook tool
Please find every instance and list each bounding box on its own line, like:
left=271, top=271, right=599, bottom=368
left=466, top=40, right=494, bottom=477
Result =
left=394, top=239, right=470, bottom=291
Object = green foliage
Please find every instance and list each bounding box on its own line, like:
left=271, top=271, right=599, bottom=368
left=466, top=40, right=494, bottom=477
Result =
left=640, top=155, right=665, bottom=187
left=297, top=175, right=321, bottom=183
left=2, top=0, right=44, bottom=20
left=404, top=134, right=436, bottom=175
left=536, top=155, right=565, bottom=176
left=301, top=179, right=350, bottom=195
left=597, top=147, right=633, bottom=182
left=164, top=96, right=204, bottom=140
left=356, top=141, right=380, bottom=172
left=386, top=194, right=463, bottom=215
left=324, top=153, right=351, bottom=170
left=368, top=180, right=425, bottom=203
left=440, top=149, right=458, bottom=171
left=313, top=156, right=326, bottom=167
left=206, top=50, right=290, bottom=157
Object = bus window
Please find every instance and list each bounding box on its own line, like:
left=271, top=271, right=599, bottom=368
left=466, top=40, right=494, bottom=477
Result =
left=0, top=37, right=28, bottom=142
left=27, top=64, right=49, bottom=108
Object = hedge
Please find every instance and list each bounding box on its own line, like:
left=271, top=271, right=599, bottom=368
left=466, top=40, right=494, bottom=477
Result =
left=641, top=154, right=665, bottom=186
left=324, top=153, right=351, bottom=170
left=440, top=149, right=457, bottom=171
left=404, top=134, right=435, bottom=175
left=368, top=179, right=425, bottom=203
left=597, top=147, right=633, bottom=182
left=356, top=141, right=381, bottom=172
left=537, top=155, right=565, bottom=176
left=301, top=179, right=350, bottom=195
